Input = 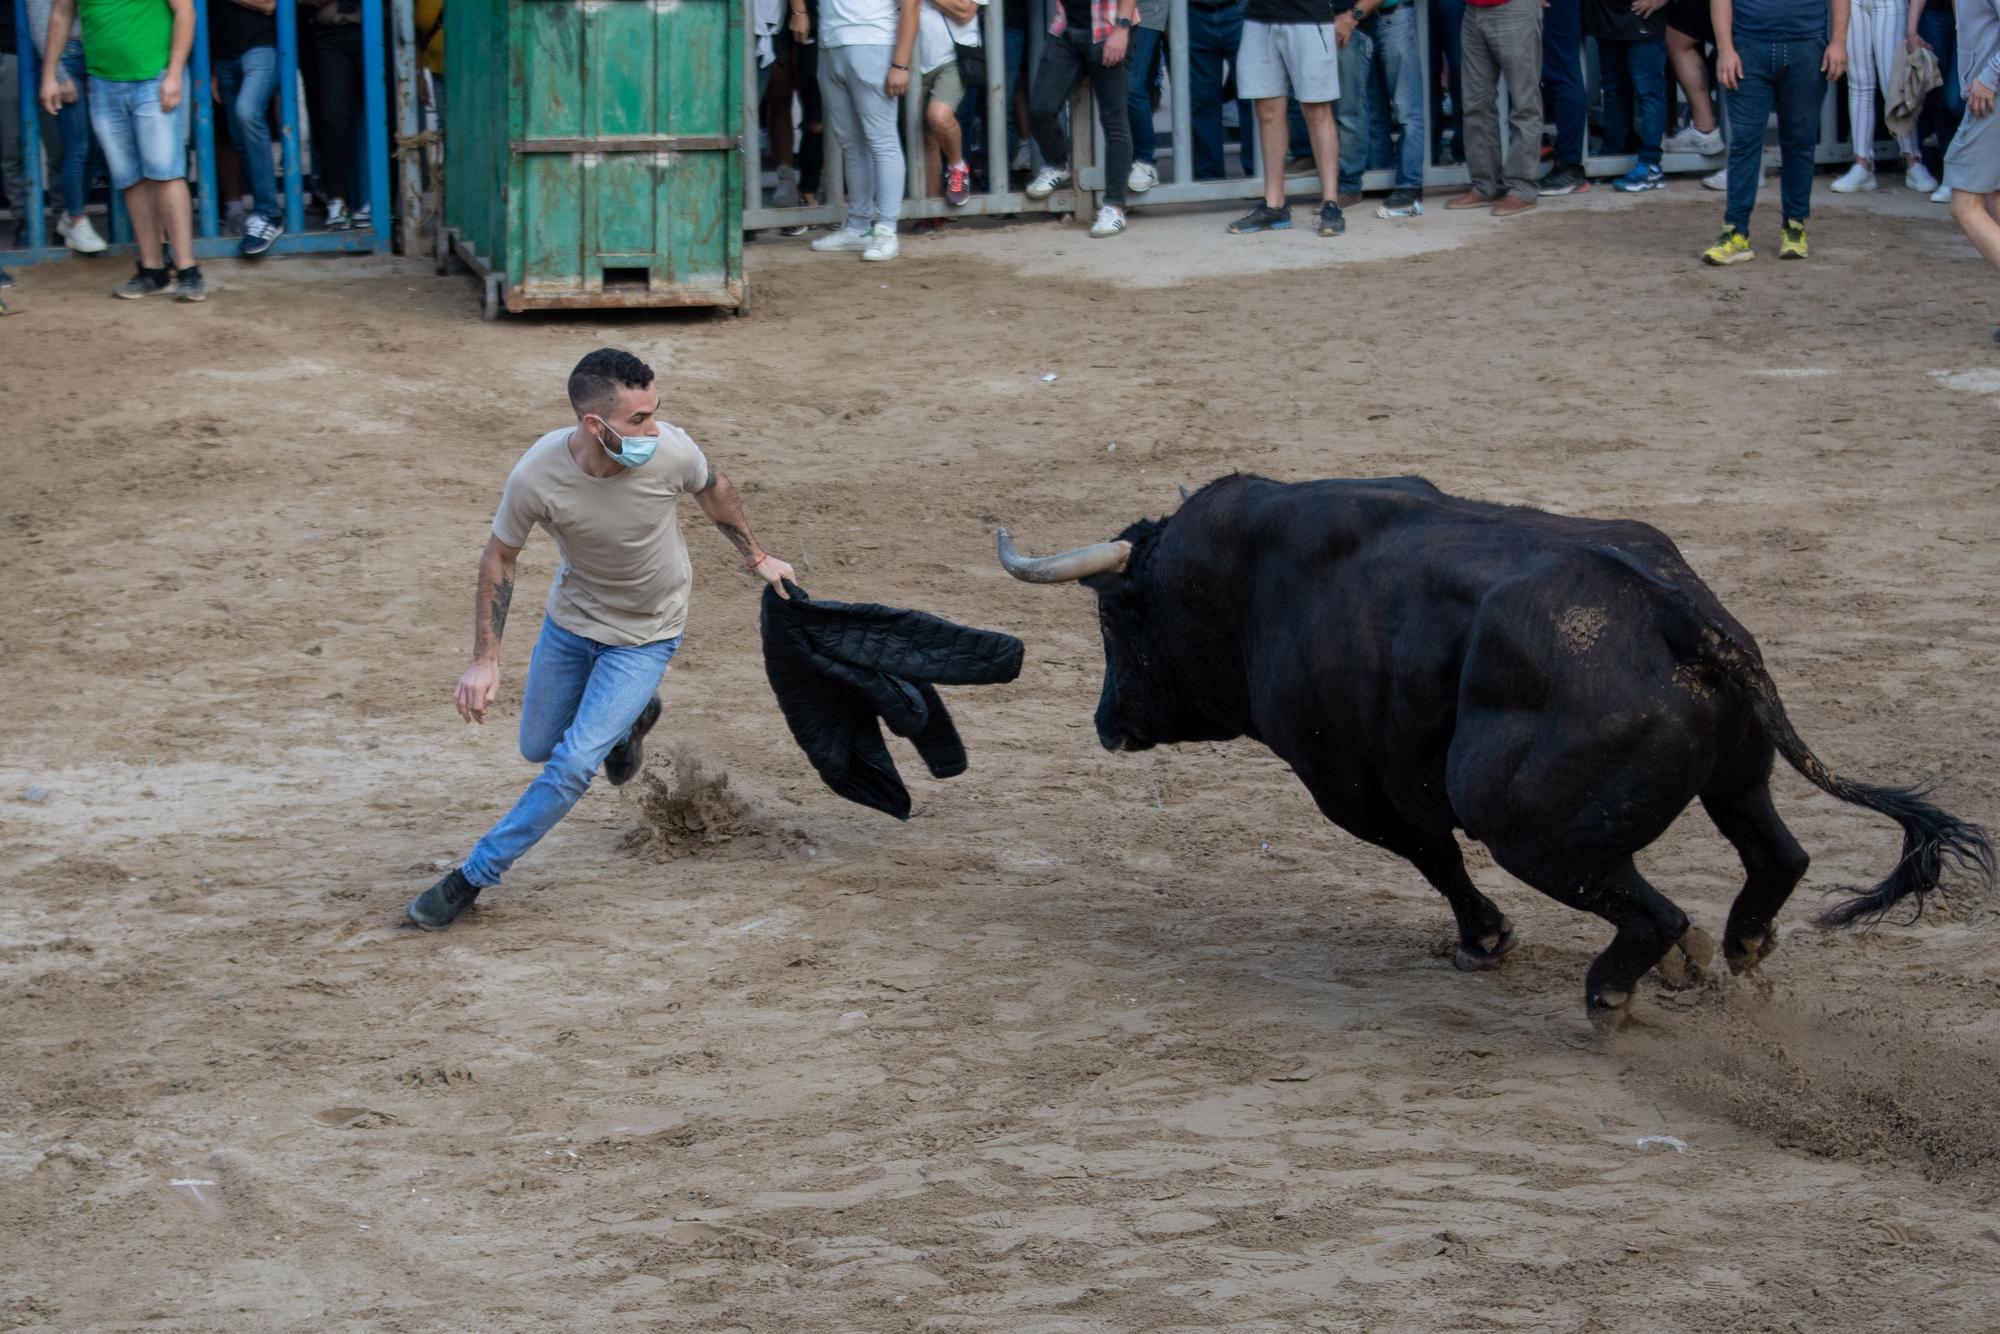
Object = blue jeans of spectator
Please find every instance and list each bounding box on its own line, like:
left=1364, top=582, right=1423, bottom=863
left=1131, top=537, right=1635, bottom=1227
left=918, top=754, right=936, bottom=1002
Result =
left=1598, top=37, right=1667, bottom=167
left=1722, top=37, right=1823, bottom=233
left=1127, top=27, right=1166, bottom=163
left=1431, top=0, right=1466, bottom=159
left=29, top=38, right=93, bottom=218
left=216, top=46, right=281, bottom=221
left=461, top=619, right=680, bottom=888
left=1187, top=0, right=1254, bottom=178
left=1916, top=9, right=1961, bottom=171
left=1338, top=5, right=1425, bottom=191
left=1540, top=0, right=1586, bottom=163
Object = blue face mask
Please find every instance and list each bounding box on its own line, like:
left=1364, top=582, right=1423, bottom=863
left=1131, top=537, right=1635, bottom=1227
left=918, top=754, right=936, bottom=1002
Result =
left=591, top=419, right=658, bottom=469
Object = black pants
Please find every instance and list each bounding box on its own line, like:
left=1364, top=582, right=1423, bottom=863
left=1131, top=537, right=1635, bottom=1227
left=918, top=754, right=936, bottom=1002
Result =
left=312, top=22, right=366, bottom=207
left=1028, top=29, right=1132, bottom=208
left=792, top=0, right=825, bottom=198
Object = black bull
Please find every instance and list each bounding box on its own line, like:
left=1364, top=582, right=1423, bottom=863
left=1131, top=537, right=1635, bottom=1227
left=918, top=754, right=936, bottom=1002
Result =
left=998, top=474, right=1994, bottom=1021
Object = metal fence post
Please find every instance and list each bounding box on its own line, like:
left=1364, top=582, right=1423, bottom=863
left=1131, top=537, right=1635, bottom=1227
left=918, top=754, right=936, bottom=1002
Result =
left=13, top=0, right=48, bottom=253
left=744, top=0, right=760, bottom=218
left=191, top=0, right=220, bottom=242
left=276, top=0, right=307, bottom=236
left=393, top=0, right=423, bottom=254
left=362, top=0, right=393, bottom=247
left=1167, top=0, right=1191, bottom=186
left=984, top=0, right=1006, bottom=188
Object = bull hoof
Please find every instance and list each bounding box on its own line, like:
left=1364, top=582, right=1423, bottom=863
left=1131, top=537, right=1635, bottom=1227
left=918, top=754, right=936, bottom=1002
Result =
left=1452, top=920, right=1519, bottom=973
left=1654, top=926, right=1717, bottom=990
left=1587, top=989, right=1634, bottom=1031
left=1724, top=928, right=1778, bottom=976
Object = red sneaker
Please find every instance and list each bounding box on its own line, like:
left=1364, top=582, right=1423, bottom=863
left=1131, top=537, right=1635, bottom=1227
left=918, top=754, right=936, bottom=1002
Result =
left=944, top=162, right=971, bottom=206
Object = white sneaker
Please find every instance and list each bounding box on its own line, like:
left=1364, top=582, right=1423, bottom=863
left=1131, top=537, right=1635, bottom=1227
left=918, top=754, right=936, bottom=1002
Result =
left=1905, top=160, right=1940, bottom=193
left=1025, top=166, right=1070, bottom=199
left=809, top=226, right=871, bottom=252
left=1702, top=168, right=1729, bottom=191
left=1010, top=142, right=1033, bottom=174
left=1089, top=205, right=1126, bottom=238
left=1830, top=163, right=1876, bottom=193
left=1931, top=182, right=1953, bottom=203
left=773, top=165, right=800, bottom=208
left=58, top=214, right=107, bottom=253
left=1127, top=161, right=1159, bottom=194
left=860, top=224, right=899, bottom=261
left=1662, top=125, right=1724, bottom=156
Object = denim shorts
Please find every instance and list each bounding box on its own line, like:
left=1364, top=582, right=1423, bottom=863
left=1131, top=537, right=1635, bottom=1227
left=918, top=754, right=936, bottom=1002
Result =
left=88, top=74, right=189, bottom=190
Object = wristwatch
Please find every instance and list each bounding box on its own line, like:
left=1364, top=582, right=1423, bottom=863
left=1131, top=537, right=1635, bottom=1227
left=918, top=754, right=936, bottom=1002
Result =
left=1114, top=15, right=1134, bottom=27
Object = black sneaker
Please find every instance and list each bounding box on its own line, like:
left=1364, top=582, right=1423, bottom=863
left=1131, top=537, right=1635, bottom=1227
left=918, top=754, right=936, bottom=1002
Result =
left=174, top=267, right=207, bottom=303
left=604, top=693, right=662, bottom=786
left=113, top=266, right=173, bottom=299
left=1538, top=162, right=1589, bottom=195
left=1376, top=187, right=1424, bottom=218
left=1317, top=200, right=1346, bottom=237
left=406, top=867, right=481, bottom=931
left=1227, top=203, right=1293, bottom=234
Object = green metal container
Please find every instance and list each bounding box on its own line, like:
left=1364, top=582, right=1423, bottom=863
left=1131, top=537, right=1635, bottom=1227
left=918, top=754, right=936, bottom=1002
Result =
left=441, top=0, right=745, bottom=318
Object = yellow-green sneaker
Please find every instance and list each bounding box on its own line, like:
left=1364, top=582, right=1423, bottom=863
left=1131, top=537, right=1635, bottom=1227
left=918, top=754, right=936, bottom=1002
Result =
left=1702, top=227, right=1753, bottom=266
left=1778, top=220, right=1807, bottom=259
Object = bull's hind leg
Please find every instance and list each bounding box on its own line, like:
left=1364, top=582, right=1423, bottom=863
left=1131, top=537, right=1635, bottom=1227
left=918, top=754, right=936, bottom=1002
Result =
left=1488, top=850, right=1691, bottom=1024
left=1701, top=771, right=1809, bottom=975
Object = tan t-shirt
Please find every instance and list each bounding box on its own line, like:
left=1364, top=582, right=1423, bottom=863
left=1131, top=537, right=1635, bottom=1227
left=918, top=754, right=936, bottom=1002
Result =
left=492, top=425, right=711, bottom=647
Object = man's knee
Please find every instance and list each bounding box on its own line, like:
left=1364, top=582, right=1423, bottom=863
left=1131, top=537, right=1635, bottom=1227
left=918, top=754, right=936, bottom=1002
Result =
left=925, top=100, right=957, bottom=134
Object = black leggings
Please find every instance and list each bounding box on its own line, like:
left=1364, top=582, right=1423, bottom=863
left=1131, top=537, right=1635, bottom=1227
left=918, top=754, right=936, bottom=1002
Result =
left=793, top=1, right=825, bottom=197
left=312, top=22, right=366, bottom=206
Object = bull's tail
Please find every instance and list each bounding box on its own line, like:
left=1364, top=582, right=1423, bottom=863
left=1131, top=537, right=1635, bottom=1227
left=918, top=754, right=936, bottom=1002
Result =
left=1689, top=616, right=1994, bottom=927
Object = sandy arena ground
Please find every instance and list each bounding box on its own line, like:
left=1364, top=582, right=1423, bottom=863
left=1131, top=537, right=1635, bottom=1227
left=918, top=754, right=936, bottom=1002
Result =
left=5, top=182, right=2000, bottom=1332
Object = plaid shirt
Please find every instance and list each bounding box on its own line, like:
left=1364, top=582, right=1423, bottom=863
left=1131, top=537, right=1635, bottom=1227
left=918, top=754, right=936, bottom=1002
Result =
left=1049, top=0, right=1126, bottom=42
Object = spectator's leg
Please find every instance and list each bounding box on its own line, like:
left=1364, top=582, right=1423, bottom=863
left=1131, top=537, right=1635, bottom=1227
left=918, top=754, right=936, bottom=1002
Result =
left=795, top=26, right=824, bottom=200
left=1188, top=3, right=1229, bottom=179
left=1631, top=38, right=1667, bottom=168
left=848, top=46, right=905, bottom=226
left=1301, top=99, right=1341, bottom=204
left=1336, top=19, right=1376, bottom=195
left=312, top=25, right=364, bottom=211
left=1088, top=39, right=1134, bottom=208
left=927, top=85, right=964, bottom=174
left=1495, top=0, right=1545, bottom=199
left=1010, top=28, right=1035, bottom=168
left=819, top=47, right=873, bottom=232
left=235, top=47, right=283, bottom=224
left=1600, top=39, right=1634, bottom=158
left=0, top=53, right=24, bottom=226
left=1028, top=32, right=1088, bottom=171
left=1377, top=4, right=1427, bottom=189
left=1776, top=39, right=1824, bottom=222
left=1844, top=0, right=1878, bottom=166
left=1127, top=28, right=1163, bottom=167
left=1254, top=97, right=1290, bottom=204
left=1539, top=0, right=1585, bottom=168
left=1460, top=5, right=1503, bottom=197
left=1721, top=45, right=1775, bottom=235
left=1433, top=0, right=1467, bottom=160
left=770, top=54, right=797, bottom=173
left=1367, top=31, right=1393, bottom=169
left=1918, top=10, right=1960, bottom=174
left=127, top=183, right=167, bottom=269
left=1949, top=190, right=2000, bottom=268
left=1665, top=25, right=1717, bottom=133
left=53, top=41, right=94, bottom=222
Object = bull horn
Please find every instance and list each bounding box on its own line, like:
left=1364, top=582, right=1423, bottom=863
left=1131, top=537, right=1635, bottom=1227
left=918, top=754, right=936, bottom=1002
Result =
left=1178, top=484, right=1192, bottom=502
left=996, top=528, right=1132, bottom=583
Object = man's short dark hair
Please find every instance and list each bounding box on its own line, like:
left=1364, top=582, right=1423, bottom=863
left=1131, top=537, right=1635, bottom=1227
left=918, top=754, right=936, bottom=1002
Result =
left=567, top=348, right=655, bottom=418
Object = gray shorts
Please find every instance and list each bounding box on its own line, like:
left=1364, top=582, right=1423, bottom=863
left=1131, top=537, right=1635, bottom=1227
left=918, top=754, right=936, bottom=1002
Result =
left=1943, top=104, right=2000, bottom=195
left=1237, top=19, right=1341, bottom=103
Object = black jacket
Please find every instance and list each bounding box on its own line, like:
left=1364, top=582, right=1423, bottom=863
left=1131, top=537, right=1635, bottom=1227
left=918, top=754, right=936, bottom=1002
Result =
left=760, top=582, right=1024, bottom=819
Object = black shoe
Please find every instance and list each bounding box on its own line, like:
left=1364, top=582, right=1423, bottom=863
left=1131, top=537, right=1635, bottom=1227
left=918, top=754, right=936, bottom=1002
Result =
left=406, top=867, right=480, bottom=931
left=1538, top=162, right=1589, bottom=195
left=604, top=693, right=662, bottom=786
left=1317, top=200, right=1346, bottom=237
left=1227, top=203, right=1293, bottom=234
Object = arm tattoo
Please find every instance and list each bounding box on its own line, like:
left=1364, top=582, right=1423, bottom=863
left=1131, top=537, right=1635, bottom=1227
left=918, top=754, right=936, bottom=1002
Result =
left=714, top=521, right=755, bottom=560
left=491, top=574, right=514, bottom=640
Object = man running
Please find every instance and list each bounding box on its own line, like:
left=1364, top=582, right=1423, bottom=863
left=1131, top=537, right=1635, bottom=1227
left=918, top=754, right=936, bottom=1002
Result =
left=406, top=348, right=795, bottom=931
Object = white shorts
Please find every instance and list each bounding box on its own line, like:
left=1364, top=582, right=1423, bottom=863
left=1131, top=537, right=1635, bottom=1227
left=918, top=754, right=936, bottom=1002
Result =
left=1236, top=19, right=1341, bottom=104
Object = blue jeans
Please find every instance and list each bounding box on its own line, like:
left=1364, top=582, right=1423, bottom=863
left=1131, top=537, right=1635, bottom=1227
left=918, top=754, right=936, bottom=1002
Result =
left=1598, top=37, right=1667, bottom=167
left=1917, top=9, right=1962, bottom=171
left=460, top=619, right=681, bottom=888
left=1722, top=37, right=1824, bottom=233
left=1540, top=0, right=1586, bottom=163
left=1127, top=27, right=1166, bottom=163
left=1338, top=4, right=1426, bottom=191
left=88, top=74, right=189, bottom=190
left=30, top=38, right=92, bottom=217
left=1187, top=0, right=1255, bottom=178
left=216, top=46, right=280, bottom=221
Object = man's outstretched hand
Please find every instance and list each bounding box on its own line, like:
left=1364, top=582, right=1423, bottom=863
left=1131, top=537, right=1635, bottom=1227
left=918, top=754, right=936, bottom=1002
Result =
left=751, top=553, right=797, bottom=599
left=455, top=659, right=500, bottom=723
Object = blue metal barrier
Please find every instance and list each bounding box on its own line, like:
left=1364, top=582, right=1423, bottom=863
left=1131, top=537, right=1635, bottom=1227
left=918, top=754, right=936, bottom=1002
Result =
left=3, top=0, right=394, bottom=269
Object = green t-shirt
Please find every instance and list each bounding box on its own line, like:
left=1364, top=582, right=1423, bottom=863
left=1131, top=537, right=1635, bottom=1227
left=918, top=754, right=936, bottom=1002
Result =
left=79, top=0, right=172, bottom=82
